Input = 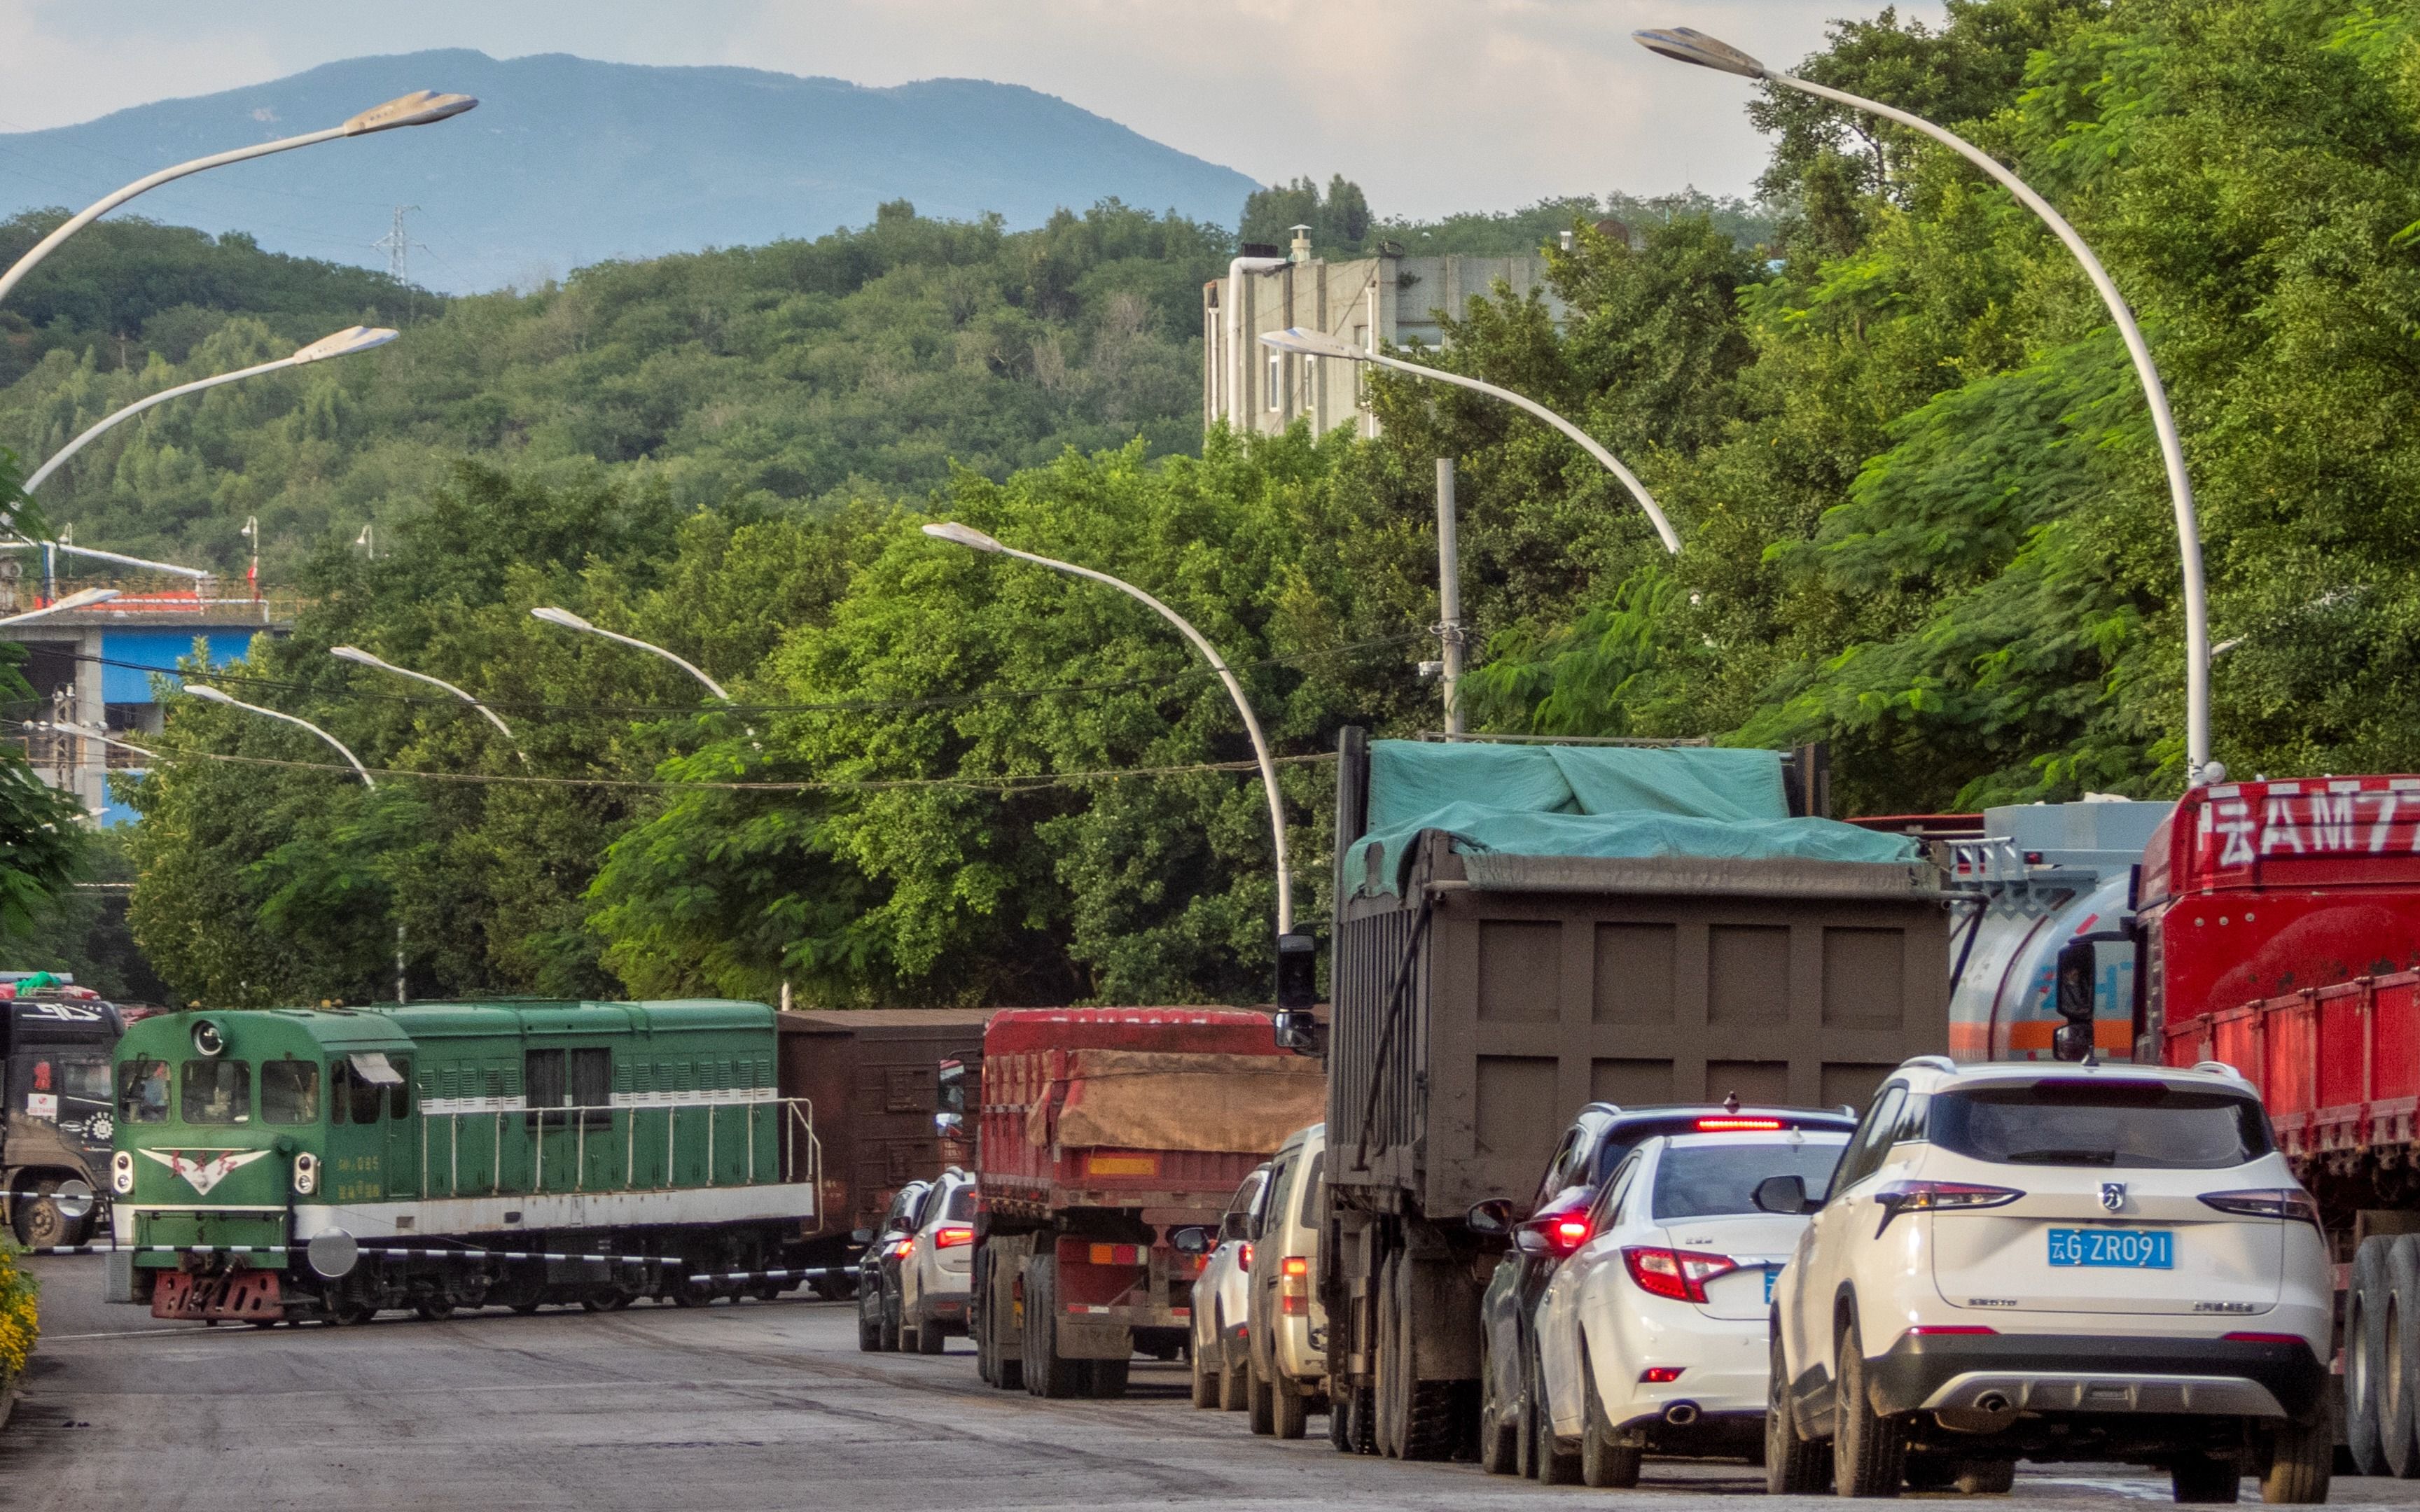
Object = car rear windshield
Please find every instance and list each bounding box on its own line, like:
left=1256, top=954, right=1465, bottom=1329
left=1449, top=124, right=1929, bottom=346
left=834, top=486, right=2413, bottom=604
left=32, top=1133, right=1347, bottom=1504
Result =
left=1653, top=1140, right=1845, bottom=1220
left=1928, top=1079, right=2272, bottom=1170
left=944, top=1184, right=976, bottom=1222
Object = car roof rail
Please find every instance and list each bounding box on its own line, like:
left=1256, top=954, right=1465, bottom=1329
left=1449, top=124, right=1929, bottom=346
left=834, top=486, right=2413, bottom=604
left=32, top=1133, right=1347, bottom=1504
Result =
left=1898, top=1054, right=1957, bottom=1074
left=2193, top=1059, right=2248, bottom=1080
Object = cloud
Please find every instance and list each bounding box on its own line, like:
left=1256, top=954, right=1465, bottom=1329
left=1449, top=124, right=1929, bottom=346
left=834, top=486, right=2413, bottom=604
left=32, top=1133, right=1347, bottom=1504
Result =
left=3, top=0, right=1941, bottom=216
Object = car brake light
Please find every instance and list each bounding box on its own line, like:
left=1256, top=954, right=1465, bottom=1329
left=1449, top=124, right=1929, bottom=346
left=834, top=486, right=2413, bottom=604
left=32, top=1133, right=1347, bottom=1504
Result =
left=1239, top=1242, right=1252, bottom=1273
left=1873, top=1180, right=2023, bottom=1233
left=1552, top=1218, right=1590, bottom=1252
left=893, top=1236, right=916, bottom=1259
left=1280, top=1254, right=1312, bottom=1314
left=936, top=1225, right=975, bottom=1250
left=1640, top=1366, right=1684, bottom=1383
left=1281, top=1256, right=1309, bottom=1277
left=1621, top=1247, right=1738, bottom=1303
left=2199, top=1188, right=2323, bottom=1232
left=1695, top=1117, right=1784, bottom=1131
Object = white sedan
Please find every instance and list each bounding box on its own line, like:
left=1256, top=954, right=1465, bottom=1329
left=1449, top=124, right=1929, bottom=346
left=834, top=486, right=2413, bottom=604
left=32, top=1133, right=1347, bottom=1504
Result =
left=1533, top=1124, right=1849, bottom=1486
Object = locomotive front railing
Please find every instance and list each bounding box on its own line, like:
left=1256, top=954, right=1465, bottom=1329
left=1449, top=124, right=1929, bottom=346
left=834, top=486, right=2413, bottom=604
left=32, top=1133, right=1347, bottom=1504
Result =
left=416, top=1096, right=818, bottom=1200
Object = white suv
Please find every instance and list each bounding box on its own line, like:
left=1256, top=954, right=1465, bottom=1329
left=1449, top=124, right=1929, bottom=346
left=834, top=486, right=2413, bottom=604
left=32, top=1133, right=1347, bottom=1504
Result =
left=1762, top=1056, right=2332, bottom=1503
left=899, top=1170, right=978, bottom=1354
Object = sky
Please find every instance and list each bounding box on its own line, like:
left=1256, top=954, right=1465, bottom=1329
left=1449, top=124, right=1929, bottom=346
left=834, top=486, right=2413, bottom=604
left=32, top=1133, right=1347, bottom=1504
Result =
left=0, top=0, right=1941, bottom=219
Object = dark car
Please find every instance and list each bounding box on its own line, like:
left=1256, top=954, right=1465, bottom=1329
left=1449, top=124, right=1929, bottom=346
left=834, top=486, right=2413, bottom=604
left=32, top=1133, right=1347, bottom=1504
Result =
left=856, top=1178, right=934, bottom=1352
left=1468, top=1101, right=1858, bottom=1481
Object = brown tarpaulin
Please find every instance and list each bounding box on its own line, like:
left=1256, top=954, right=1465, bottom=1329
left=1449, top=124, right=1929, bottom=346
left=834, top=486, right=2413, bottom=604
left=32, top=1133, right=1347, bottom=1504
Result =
left=1030, top=1051, right=1326, bottom=1155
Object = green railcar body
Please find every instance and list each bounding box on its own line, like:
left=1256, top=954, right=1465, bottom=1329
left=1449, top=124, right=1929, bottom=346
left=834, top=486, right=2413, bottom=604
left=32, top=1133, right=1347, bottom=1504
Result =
left=109, top=1000, right=821, bottom=1322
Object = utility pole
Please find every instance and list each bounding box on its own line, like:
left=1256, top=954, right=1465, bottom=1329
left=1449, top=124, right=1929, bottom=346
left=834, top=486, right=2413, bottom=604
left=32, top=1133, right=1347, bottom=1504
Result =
left=1436, top=458, right=1466, bottom=734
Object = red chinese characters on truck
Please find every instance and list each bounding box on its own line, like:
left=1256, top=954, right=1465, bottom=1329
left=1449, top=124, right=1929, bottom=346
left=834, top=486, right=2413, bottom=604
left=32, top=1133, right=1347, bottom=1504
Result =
left=2140, top=776, right=2420, bottom=1042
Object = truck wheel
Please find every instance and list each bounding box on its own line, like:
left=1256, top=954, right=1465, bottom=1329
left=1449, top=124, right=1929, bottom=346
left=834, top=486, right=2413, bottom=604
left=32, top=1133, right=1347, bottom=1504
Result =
left=2260, top=1416, right=2331, bottom=1504
left=2388, top=1237, right=2420, bottom=1478
left=2170, top=1453, right=2241, bottom=1504
left=1391, top=1255, right=1460, bottom=1462
left=1374, top=1254, right=1405, bottom=1457
left=1022, top=1255, right=1084, bottom=1399
left=1249, top=1357, right=1277, bottom=1434
left=1339, top=1382, right=1377, bottom=1455
left=1526, top=1333, right=1580, bottom=1484
left=1477, top=1336, right=1517, bottom=1474
left=1833, top=1315, right=1907, bottom=1497
left=1274, top=1374, right=1308, bottom=1441
left=1767, top=1323, right=1831, bottom=1494
left=2349, top=1238, right=2392, bottom=1476
left=11, top=1180, right=79, bottom=1249
left=1086, top=1358, right=1128, bottom=1399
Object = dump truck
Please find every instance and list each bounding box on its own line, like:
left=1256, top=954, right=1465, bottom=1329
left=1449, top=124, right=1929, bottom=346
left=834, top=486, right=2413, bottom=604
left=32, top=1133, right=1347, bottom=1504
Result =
left=776, top=1008, right=994, bottom=1292
left=968, top=1007, right=1325, bottom=1399
left=1321, top=731, right=1952, bottom=1458
left=2, top=983, right=128, bottom=1247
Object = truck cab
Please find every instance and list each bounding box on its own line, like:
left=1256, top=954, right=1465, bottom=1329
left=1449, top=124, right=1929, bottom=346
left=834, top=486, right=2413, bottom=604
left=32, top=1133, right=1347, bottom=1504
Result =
left=2, top=991, right=127, bottom=1246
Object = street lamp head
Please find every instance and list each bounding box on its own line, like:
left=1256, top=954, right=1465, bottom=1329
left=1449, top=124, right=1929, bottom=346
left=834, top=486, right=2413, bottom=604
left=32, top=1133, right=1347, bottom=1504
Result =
left=530, top=606, right=595, bottom=632
left=183, top=685, right=235, bottom=706
left=48, top=587, right=119, bottom=612
left=293, top=326, right=400, bottom=364
left=922, top=522, right=1006, bottom=554
left=1632, top=27, right=1769, bottom=79
left=343, top=90, right=480, bottom=136
left=328, top=645, right=387, bottom=669
left=1260, top=326, right=1363, bottom=361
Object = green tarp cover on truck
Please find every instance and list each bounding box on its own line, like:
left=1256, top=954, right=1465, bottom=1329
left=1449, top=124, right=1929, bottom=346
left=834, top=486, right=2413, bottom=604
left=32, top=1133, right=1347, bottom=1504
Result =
left=1346, top=740, right=1919, bottom=896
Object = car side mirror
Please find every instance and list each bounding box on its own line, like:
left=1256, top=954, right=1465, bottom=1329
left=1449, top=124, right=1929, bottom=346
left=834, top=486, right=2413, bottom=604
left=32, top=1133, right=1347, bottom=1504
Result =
left=1466, top=1196, right=1516, bottom=1236
left=1753, top=1175, right=1811, bottom=1215
left=850, top=1227, right=875, bottom=1245
left=1168, top=1226, right=1212, bottom=1256
left=934, top=1110, right=966, bottom=1137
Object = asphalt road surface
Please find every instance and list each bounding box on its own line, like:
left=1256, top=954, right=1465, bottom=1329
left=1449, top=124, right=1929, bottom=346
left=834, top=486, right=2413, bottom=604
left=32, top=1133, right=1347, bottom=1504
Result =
left=6, top=1254, right=2412, bottom=1511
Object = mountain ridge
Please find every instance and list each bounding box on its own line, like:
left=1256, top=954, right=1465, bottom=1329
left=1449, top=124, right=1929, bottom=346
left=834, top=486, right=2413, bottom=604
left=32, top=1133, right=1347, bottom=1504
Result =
left=0, top=49, right=1258, bottom=292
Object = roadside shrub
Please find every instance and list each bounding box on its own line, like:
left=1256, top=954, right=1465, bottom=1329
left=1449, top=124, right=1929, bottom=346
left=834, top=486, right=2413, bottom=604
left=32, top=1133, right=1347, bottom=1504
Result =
left=0, top=1237, right=38, bottom=1379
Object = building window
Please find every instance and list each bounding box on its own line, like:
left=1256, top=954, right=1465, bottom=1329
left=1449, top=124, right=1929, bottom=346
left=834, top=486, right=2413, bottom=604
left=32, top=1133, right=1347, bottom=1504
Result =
left=1268, top=351, right=1284, bottom=412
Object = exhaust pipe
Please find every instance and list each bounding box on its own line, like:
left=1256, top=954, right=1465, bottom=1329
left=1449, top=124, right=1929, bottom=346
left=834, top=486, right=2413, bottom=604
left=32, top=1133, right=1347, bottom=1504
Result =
left=1664, top=1401, right=1700, bottom=1427
left=1974, top=1392, right=2010, bottom=1415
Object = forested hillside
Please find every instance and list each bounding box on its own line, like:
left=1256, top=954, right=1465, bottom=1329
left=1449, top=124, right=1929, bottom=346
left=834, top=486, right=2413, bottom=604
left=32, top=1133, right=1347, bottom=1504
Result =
left=39, top=0, right=2420, bottom=1012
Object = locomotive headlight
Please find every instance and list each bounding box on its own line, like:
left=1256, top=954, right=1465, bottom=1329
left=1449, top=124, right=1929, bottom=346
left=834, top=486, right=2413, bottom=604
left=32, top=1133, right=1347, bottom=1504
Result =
left=292, top=1151, right=318, bottom=1196
left=111, top=1150, right=134, bottom=1194
left=192, top=1019, right=225, bottom=1056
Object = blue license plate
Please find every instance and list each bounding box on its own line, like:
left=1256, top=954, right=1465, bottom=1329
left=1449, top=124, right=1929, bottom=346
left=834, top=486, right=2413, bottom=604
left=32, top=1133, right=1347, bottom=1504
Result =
left=2047, top=1228, right=2173, bottom=1268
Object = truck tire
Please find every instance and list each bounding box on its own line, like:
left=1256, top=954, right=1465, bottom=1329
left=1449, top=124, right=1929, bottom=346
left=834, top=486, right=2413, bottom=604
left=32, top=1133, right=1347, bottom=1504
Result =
left=1087, top=1358, right=1128, bottom=1399
left=1022, top=1255, right=1084, bottom=1399
left=1249, top=1358, right=1277, bottom=1434
left=1274, top=1373, right=1308, bottom=1440
left=1767, top=1324, right=1831, bottom=1495
left=11, top=1180, right=81, bottom=1249
left=2260, top=1415, right=2332, bottom=1505
left=1833, top=1315, right=1907, bottom=1497
left=1580, top=1346, right=1641, bottom=1488
left=1390, top=1254, right=1461, bottom=1462
left=1374, top=1254, right=1405, bottom=1457
left=2349, top=1238, right=2393, bottom=1475
left=2388, top=1236, right=2420, bottom=1478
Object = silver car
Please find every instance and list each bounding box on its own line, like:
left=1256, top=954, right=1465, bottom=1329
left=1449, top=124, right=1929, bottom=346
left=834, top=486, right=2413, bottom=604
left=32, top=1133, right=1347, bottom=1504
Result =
left=1190, top=1163, right=1271, bottom=1410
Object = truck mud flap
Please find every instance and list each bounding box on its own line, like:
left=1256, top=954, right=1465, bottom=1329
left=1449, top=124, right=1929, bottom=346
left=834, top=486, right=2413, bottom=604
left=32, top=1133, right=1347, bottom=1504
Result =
left=152, top=1268, right=282, bottom=1322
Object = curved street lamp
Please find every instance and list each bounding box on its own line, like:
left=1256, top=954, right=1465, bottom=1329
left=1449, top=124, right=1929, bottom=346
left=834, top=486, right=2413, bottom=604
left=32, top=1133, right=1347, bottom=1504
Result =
left=181, top=683, right=405, bottom=1002
left=0, top=91, right=478, bottom=309
left=20, top=327, right=398, bottom=505
left=331, top=645, right=517, bottom=743
left=920, top=520, right=1296, bottom=935
left=1258, top=326, right=1683, bottom=555
left=529, top=607, right=730, bottom=701
left=0, top=586, right=118, bottom=627
left=1634, top=24, right=2215, bottom=783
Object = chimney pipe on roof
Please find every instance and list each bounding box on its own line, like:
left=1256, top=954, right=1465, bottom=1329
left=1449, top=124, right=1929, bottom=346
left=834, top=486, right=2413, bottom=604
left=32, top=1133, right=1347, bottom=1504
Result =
left=1288, top=223, right=1313, bottom=264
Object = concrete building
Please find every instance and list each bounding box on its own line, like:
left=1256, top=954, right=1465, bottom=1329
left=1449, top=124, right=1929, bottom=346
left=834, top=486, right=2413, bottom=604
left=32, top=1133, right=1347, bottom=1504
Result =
left=1202, top=227, right=1567, bottom=438
left=5, top=564, right=281, bottom=823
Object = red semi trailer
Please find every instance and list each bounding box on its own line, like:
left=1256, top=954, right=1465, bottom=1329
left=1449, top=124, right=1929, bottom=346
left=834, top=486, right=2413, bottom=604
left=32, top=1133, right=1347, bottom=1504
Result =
left=2126, top=776, right=2420, bottom=1472
left=966, top=1007, right=1325, bottom=1400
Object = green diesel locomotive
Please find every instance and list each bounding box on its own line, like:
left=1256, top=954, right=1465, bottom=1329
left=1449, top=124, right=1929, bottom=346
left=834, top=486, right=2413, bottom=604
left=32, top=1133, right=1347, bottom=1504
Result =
left=107, top=1000, right=821, bottom=1323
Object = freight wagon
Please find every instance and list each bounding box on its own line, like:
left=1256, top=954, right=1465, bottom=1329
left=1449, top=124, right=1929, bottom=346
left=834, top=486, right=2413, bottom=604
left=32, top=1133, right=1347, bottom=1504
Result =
left=1321, top=731, right=1951, bottom=1459
left=967, top=1007, right=1324, bottom=1398
left=776, top=1007, right=992, bottom=1290
left=107, top=999, right=821, bottom=1323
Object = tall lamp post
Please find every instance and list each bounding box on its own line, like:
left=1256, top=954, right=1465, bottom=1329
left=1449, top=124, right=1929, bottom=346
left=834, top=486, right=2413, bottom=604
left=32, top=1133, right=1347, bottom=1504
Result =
left=183, top=684, right=405, bottom=1003
left=18, top=328, right=398, bottom=507
left=0, top=91, right=478, bottom=309
left=1257, top=326, right=1683, bottom=555
left=0, top=586, right=117, bottom=627
left=331, top=645, right=518, bottom=744
left=1633, top=24, right=2215, bottom=784
left=919, top=522, right=1314, bottom=1035
left=529, top=607, right=730, bottom=700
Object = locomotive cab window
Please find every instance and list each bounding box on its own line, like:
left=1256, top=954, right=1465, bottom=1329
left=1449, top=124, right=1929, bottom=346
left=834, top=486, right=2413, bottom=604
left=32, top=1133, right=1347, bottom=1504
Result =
left=262, top=1059, right=321, bottom=1124
left=117, top=1058, right=171, bottom=1124
left=331, top=1054, right=401, bottom=1125
left=181, top=1058, right=251, bottom=1124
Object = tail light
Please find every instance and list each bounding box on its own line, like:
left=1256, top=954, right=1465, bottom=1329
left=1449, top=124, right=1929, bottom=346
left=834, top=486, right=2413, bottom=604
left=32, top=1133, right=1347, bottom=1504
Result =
left=1640, top=1366, right=1685, bottom=1383
left=1281, top=1254, right=1311, bottom=1315
left=893, top=1236, right=916, bottom=1260
left=1621, top=1247, right=1737, bottom=1303
left=1695, top=1117, right=1783, bottom=1131
left=1239, top=1242, right=1252, bottom=1273
left=1873, top=1180, right=2022, bottom=1233
left=1516, top=1214, right=1594, bottom=1259
left=935, top=1225, right=975, bottom=1250
left=2199, top=1188, right=2323, bottom=1233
